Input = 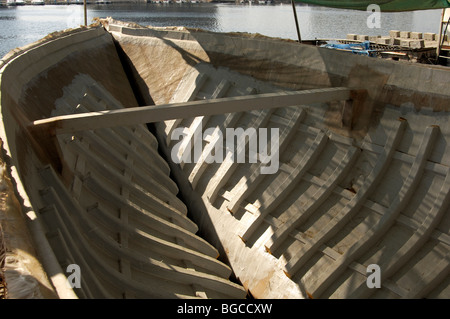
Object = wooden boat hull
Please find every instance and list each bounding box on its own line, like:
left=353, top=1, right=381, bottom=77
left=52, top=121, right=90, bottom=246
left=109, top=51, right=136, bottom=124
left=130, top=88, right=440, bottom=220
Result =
left=1, top=19, right=449, bottom=299
left=0, top=26, right=246, bottom=299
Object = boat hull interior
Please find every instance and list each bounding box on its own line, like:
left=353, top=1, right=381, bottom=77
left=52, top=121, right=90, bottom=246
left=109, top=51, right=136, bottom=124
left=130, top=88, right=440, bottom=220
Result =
left=0, top=19, right=449, bottom=299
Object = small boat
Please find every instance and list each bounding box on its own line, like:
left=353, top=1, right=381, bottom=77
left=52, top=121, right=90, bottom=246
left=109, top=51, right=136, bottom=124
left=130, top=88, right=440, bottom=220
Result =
left=0, top=15, right=449, bottom=299
left=31, top=0, right=45, bottom=5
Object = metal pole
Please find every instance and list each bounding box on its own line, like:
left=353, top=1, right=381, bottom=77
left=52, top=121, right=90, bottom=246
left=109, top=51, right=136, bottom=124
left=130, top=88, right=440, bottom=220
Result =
left=84, top=0, right=87, bottom=26
left=291, top=0, right=302, bottom=43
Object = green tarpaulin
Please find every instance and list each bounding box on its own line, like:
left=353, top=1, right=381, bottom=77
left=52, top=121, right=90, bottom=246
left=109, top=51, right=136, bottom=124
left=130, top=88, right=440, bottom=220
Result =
left=294, top=0, right=450, bottom=12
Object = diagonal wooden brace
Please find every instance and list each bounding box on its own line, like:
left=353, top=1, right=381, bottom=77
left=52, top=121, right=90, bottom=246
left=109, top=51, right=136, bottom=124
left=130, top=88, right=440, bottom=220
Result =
left=32, top=87, right=361, bottom=135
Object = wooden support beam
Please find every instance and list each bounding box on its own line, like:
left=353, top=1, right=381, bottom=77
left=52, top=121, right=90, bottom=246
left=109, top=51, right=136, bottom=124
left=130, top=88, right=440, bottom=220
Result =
left=32, top=87, right=354, bottom=135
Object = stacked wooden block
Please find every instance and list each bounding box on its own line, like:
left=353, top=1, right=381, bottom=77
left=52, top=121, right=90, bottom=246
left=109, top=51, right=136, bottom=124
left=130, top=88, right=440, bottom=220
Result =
left=346, top=30, right=440, bottom=49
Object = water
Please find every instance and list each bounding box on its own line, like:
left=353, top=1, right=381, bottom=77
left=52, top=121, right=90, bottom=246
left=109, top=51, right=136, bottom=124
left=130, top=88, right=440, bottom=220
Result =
left=0, top=3, right=443, bottom=58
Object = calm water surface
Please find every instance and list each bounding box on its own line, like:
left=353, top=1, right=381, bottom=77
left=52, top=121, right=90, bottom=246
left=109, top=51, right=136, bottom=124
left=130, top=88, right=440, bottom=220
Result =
left=0, top=3, right=443, bottom=58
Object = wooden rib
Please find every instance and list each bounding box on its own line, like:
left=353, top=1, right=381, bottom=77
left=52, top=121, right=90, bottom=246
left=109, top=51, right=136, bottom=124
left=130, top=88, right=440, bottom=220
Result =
left=322, top=174, right=449, bottom=249
left=73, top=100, right=168, bottom=176
left=77, top=129, right=179, bottom=195
left=165, top=72, right=208, bottom=144
left=32, top=87, right=353, bottom=134
left=282, top=225, right=409, bottom=297
left=301, top=171, right=450, bottom=248
left=42, top=214, right=97, bottom=298
left=310, top=126, right=439, bottom=298
left=331, top=125, right=447, bottom=177
left=86, top=200, right=217, bottom=260
left=366, top=167, right=450, bottom=298
left=62, top=135, right=180, bottom=208
left=63, top=141, right=210, bottom=253
left=276, top=180, right=450, bottom=297
left=40, top=187, right=207, bottom=298
left=74, top=100, right=169, bottom=176
left=91, top=126, right=170, bottom=175
left=170, top=71, right=209, bottom=104
left=165, top=118, right=185, bottom=146
left=239, top=129, right=328, bottom=242
left=82, top=171, right=198, bottom=234
left=63, top=138, right=187, bottom=215
left=189, top=113, right=240, bottom=188
left=404, top=251, right=450, bottom=299
left=85, top=119, right=162, bottom=170
left=176, top=235, right=209, bottom=298
left=64, top=136, right=212, bottom=256
left=109, top=124, right=161, bottom=166
left=39, top=205, right=116, bottom=298
left=85, top=85, right=159, bottom=153
left=82, top=171, right=206, bottom=254
left=267, top=145, right=360, bottom=252
left=176, top=116, right=203, bottom=167
left=86, top=82, right=126, bottom=110
left=304, top=170, right=450, bottom=249
left=82, top=88, right=158, bottom=148
left=211, top=79, right=231, bottom=100
left=86, top=203, right=231, bottom=279
left=177, top=79, right=231, bottom=168
left=94, top=124, right=164, bottom=171
left=348, top=166, right=450, bottom=299
left=39, top=166, right=246, bottom=299
left=67, top=131, right=136, bottom=295
left=205, top=108, right=274, bottom=203
left=226, top=108, right=306, bottom=214
left=188, top=86, right=258, bottom=189
left=285, top=118, right=407, bottom=277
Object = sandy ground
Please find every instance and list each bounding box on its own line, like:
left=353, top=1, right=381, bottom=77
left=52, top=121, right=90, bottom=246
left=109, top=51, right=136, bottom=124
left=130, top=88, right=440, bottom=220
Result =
left=0, top=139, right=53, bottom=299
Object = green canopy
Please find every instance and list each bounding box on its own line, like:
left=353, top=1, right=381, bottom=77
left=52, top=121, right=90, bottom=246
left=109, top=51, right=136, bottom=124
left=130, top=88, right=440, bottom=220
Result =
left=294, top=0, right=450, bottom=12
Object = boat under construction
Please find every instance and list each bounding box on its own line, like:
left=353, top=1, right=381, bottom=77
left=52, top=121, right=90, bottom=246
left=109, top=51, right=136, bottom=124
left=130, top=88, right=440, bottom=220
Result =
left=0, top=5, right=450, bottom=299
